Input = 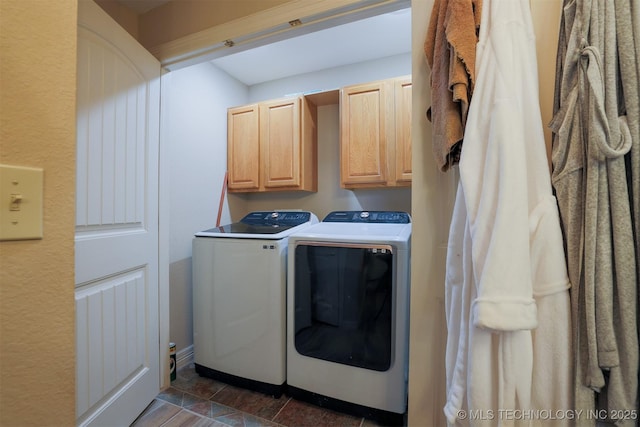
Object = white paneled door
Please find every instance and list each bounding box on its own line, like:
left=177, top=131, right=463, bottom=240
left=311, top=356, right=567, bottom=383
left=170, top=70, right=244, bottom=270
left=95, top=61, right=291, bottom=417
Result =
left=75, top=1, right=161, bottom=426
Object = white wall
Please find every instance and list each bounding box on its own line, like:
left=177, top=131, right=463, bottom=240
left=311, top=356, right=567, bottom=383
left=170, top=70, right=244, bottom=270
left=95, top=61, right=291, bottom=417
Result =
left=163, top=61, right=248, bottom=353
left=248, top=53, right=411, bottom=102
left=165, top=62, right=252, bottom=258
left=165, top=53, right=412, bottom=354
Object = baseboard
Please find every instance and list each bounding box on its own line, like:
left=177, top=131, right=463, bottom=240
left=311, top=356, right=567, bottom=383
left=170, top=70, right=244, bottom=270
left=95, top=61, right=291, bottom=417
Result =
left=176, top=345, right=194, bottom=370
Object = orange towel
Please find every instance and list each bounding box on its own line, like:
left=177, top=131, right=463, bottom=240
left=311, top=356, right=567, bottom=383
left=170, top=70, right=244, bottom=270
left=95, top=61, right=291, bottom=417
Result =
left=425, top=0, right=482, bottom=172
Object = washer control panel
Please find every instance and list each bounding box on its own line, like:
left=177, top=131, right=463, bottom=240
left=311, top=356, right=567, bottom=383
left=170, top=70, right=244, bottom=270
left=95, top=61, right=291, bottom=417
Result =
left=242, top=211, right=313, bottom=226
left=322, top=211, right=410, bottom=223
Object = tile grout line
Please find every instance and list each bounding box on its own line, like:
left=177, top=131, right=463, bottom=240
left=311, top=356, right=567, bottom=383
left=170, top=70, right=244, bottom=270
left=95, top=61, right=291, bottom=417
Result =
left=173, top=379, right=282, bottom=425
left=271, top=396, right=292, bottom=423
left=171, top=368, right=375, bottom=427
left=153, top=400, right=185, bottom=427
left=164, top=410, right=189, bottom=427
left=209, top=382, right=227, bottom=400
left=181, top=405, right=235, bottom=427
left=201, top=389, right=271, bottom=425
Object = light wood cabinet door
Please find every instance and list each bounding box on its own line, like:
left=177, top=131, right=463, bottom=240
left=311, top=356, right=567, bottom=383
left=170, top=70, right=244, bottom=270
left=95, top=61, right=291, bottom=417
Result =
left=260, top=98, right=301, bottom=189
left=227, top=104, right=260, bottom=191
left=227, top=97, right=317, bottom=193
left=395, top=77, right=412, bottom=183
left=340, top=80, right=394, bottom=187
left=340, top=76, right=411, bottom=189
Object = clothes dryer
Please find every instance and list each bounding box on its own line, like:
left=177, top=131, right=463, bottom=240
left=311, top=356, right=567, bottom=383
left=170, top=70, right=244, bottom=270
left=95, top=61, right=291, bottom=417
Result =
left=192, top=211, right=318, bottom=397
left=287, top=211, right=411, bottom=424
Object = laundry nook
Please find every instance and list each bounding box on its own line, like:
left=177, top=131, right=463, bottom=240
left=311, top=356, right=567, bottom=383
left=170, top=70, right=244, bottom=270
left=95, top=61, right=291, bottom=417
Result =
left=4, top=0, right=638, bottom=426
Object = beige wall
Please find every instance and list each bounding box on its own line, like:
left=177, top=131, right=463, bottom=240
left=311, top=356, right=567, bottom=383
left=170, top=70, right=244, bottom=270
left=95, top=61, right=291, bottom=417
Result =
left=531, top=0, right=563, bottom=165
left=96, top=0, right=291, bottom=49
left=94, top=0, right=139, bottom=39
left=0, top=1, right=77, bottom=425
left=138, top=0, right=291, bottom=50
left=409, top=1, right=452, bottom=424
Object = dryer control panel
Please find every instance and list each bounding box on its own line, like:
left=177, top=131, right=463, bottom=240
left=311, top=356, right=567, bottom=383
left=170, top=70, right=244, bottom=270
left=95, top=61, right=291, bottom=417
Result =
left=322, top=211, right=410, bottom=223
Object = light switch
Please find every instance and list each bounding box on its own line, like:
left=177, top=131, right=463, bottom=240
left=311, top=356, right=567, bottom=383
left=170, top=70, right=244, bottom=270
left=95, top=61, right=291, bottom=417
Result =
left=0, top=164, right=43, bottom=241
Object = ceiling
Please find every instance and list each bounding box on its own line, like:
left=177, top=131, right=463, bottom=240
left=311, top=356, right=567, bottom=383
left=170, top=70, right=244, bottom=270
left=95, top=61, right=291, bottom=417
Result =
left=210, top=7, right=411, bottom=85
left=117, top=0, right=170, bottom=14
left=115, top=1, right=411, bottom=86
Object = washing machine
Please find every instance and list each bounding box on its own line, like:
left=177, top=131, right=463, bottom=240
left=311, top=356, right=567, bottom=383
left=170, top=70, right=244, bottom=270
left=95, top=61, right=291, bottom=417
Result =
left=287, top=211, right=411, bottom=424
left=192, top=211, right=318, bottom=397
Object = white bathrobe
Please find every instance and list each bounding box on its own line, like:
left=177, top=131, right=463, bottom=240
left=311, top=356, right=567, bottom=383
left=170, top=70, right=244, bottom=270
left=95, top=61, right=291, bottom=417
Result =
left=443, top=1, right=572, bottom=426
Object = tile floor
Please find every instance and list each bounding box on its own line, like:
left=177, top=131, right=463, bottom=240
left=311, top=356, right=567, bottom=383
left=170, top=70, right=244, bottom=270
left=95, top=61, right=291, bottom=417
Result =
left=131, top=363, right=399, bottom=427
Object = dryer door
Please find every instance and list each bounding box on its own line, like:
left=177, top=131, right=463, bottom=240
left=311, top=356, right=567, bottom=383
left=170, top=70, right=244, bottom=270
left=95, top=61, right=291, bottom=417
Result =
left=293, top=242, right=395, bottom=371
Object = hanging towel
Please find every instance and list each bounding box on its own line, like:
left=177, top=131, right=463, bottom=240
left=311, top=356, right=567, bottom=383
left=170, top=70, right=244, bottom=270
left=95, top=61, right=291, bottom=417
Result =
left=444, top=0, right=572, bottom=425
left=424, top=0, right=482, bottom=172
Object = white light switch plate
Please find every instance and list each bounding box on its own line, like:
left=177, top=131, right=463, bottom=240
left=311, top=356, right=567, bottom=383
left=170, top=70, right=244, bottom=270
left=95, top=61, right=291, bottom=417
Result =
left=0, top=164, right=44, bottom=241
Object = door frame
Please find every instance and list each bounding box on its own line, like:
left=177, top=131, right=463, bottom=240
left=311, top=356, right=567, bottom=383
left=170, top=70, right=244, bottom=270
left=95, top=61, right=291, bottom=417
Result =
left=158, top=69, right=171, bottom=390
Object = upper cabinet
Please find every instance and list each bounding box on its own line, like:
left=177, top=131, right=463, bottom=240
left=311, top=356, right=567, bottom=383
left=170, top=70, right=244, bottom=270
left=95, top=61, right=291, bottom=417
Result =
left=227, top=96, right=317, bottom=193
left=227, top=75, right=410, bottom=193
left=340, top=75, right=412, bottom=189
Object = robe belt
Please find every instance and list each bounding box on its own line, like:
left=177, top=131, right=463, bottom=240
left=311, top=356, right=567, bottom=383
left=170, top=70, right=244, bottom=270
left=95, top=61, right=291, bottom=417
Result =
left=579, top=40, right=632, bottom=161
